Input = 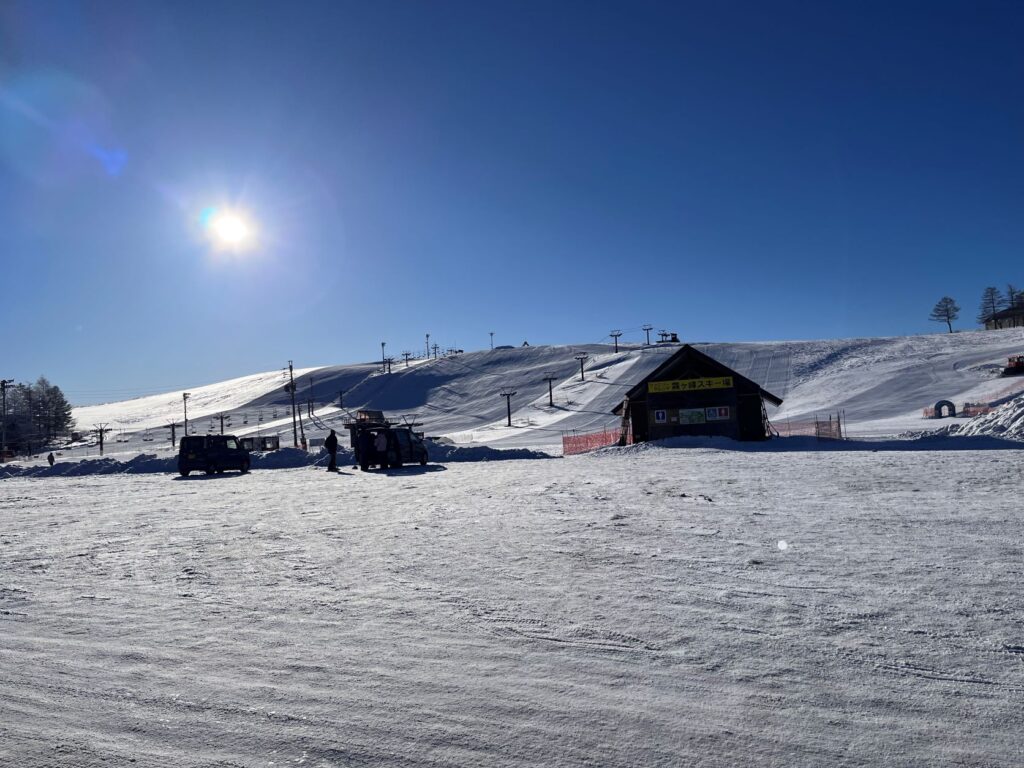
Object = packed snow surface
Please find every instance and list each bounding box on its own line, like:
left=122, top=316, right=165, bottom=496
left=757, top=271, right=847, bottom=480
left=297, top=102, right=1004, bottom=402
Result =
left=3, top=446, right=1023, bottom=766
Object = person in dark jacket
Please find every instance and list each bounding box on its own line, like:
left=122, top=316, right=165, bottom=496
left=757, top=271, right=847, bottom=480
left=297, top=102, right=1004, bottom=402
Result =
left=47, top=452, right=55, bottom=467
left=357, top=429, right=374, bottom=470
left=324, top=429, right=339, bottom=472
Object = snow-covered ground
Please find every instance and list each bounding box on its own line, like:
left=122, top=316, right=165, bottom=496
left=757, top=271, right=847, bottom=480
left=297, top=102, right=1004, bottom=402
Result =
left=3, top=445, right=1023, bottom=766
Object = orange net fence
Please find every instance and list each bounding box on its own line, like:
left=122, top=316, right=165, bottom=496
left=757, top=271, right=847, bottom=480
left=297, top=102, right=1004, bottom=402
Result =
left=562, top=428, right=632, bottom=455
left=771, top=415, right=845, bottom=439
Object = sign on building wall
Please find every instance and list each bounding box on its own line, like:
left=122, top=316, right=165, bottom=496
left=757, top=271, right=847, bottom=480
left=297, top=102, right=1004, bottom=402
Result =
left=705, top=406, right=730, bottom=421
left=648, top=376, right=733, bottom=393
left=678, top=408, right=707, bottom=424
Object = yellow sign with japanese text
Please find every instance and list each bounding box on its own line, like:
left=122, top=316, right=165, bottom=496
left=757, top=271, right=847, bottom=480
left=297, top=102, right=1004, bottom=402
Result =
left=648, top=376, right=733, bottom=394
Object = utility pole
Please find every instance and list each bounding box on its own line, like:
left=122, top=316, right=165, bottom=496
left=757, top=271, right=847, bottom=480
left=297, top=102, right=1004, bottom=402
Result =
left=489, top=331, right=494, bottom=350
left=93, top=423, right=111, bottom=456
left=308, top=375, right=315, bottom=417
left=165, top=421, right=179, bottom=448
left=426, top=333, right=430, bottom=359
left=218, top=413, right=226, bottom=435
left=642, top=324, right=653, bottom=346
left=610, top=330, right=622, bottom=353
left=542, top=373, right=558, bottom=407
left=338, top=390, right=345, bottom=408
left=574, top=352, right=589, bottom=381
left=287, top=361, right=298, bottom=448
left=381, top=341, right=387, bottom=373
left=0, top=379, right=13, bottom=461
left=385, top=356, right=395, bottom=374
left=25, top=387, right=33, bottom=457
left=182, top=392, right=191, bottom=435
left=432, top=343, right=440, bottom=359
left=500, top=389, right=517, bottom=427
left=402, top=351, right=412, bottom=367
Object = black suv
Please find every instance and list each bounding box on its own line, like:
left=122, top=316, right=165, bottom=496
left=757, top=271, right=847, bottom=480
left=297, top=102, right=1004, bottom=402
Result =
left=354, top=427, right=428, bottom=471
left=178, top=435, right=250, bottom=476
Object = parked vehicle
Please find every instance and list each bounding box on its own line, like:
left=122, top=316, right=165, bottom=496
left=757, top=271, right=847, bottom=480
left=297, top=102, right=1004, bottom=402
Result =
left=343, top=410, right=429, bottom=471
left=352, top=426, right=428, bottom=471
left=1001, top=355, right=1024, bottom=376
left=177, top=435, right=250, bottom=476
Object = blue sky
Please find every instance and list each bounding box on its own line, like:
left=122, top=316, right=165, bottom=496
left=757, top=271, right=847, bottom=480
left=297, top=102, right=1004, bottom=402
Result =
left=1, top=1, right=1022, bottom=403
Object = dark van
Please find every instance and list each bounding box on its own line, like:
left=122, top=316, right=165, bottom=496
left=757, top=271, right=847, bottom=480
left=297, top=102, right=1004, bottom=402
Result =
left=178, top=435, right=250, bottom=476
left=354, top=427, right=428, bottom=471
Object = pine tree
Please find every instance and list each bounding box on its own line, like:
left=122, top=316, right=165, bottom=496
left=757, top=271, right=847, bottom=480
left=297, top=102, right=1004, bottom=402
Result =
left=929, top=296, right=960, bottom=333
left=977, top=286, right=1005, bottom=325
left=1, top=378, right=76, bottom=453
left=1007, top=284, right=1022, bottom=308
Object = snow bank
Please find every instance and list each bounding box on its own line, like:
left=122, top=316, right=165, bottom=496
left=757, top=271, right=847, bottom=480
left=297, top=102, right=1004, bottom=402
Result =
left=425, top=442, right=552, bottom=462
left=0, top=442, right=550, bottom=479
left=934, top=393, right=1024, bottom=441
left=587, top=432, right=1024, bottom=456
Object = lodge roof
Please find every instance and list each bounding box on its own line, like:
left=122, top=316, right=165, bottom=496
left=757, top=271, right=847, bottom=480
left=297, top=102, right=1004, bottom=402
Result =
left=986, top=304, right=1024, bottom=321
left=611, top=344, right=784, bottom=414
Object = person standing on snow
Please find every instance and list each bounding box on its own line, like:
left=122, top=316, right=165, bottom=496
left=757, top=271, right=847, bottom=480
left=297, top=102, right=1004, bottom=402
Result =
left=324, top=429, right=339, bottom=472
left=374, top=431, right=389, bottom=466
left=47, top=452, right=55, bottom=467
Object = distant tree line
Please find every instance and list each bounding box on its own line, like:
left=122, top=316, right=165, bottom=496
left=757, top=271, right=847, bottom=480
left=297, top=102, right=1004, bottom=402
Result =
left=976, top=284, right=1022, bottom=324
left=1, top=377, right=75, bottom=454
left=928, top=284, right=1022, bottom=332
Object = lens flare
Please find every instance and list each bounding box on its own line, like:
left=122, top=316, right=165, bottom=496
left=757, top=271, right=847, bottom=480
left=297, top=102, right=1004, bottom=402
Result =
left=203, top=207, right=256, bottom=251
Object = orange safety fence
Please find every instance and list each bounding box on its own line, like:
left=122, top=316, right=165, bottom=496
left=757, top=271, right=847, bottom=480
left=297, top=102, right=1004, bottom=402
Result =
left=562, top=429, right=631, bottom=455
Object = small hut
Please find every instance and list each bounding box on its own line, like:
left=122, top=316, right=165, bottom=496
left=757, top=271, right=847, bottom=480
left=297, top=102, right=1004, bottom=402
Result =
left=613, top=345, right=783, bottom=442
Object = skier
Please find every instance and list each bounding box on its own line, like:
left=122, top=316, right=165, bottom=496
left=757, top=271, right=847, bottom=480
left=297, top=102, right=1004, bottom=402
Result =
left=324, top=429, right=339, bottom=472
left=47, top=452, right=55, bottom=467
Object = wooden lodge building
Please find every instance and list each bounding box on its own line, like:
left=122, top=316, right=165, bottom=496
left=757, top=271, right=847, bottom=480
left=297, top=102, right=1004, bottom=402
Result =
left=613, top=345, right=783, bottom=442
left=984, top=305, right=1024, bottom=330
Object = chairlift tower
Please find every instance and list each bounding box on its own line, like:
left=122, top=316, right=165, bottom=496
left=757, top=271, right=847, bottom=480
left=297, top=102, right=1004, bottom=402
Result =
left=642, top=324, right=653, bottom=346
left=542, top=373, right=558, bottom=407
left=574, top=353, right=589, bottom=381
left=182, top=392, right=191, bottom=435
left=610, top=330, right=622, bottom=353
left=500, top=389, right=517, bottom=427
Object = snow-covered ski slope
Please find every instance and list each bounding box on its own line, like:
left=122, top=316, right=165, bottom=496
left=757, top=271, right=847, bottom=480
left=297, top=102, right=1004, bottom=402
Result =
left=4, top=448, right=1023, bottom=766
left=70, top=329, right=1024, bottom=449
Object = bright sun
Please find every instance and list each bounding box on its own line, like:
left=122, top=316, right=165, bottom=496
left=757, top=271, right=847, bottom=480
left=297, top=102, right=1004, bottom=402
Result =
left=205, top=209, right=255, bottom=251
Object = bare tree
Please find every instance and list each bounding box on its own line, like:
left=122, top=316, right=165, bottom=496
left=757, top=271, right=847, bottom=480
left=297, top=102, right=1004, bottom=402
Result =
left=977, top=286, right=1005, bottom=325
left=929, top=296, right=960, bottom=333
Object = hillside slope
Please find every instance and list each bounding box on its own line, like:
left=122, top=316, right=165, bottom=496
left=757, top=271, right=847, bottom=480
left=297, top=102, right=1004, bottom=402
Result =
left=67, top=329, right=1024, bottom=453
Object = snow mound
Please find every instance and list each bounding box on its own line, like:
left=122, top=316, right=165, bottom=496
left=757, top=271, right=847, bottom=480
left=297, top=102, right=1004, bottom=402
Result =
left=0, top=442, right=550, bottom=479
left=425, top=441, right=552, bottom=462
left=586, top=432, right=1024, bottom=456
left=0, top=454, right=176, bottom=478
left=939, top=394, right=1024, bottom=440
